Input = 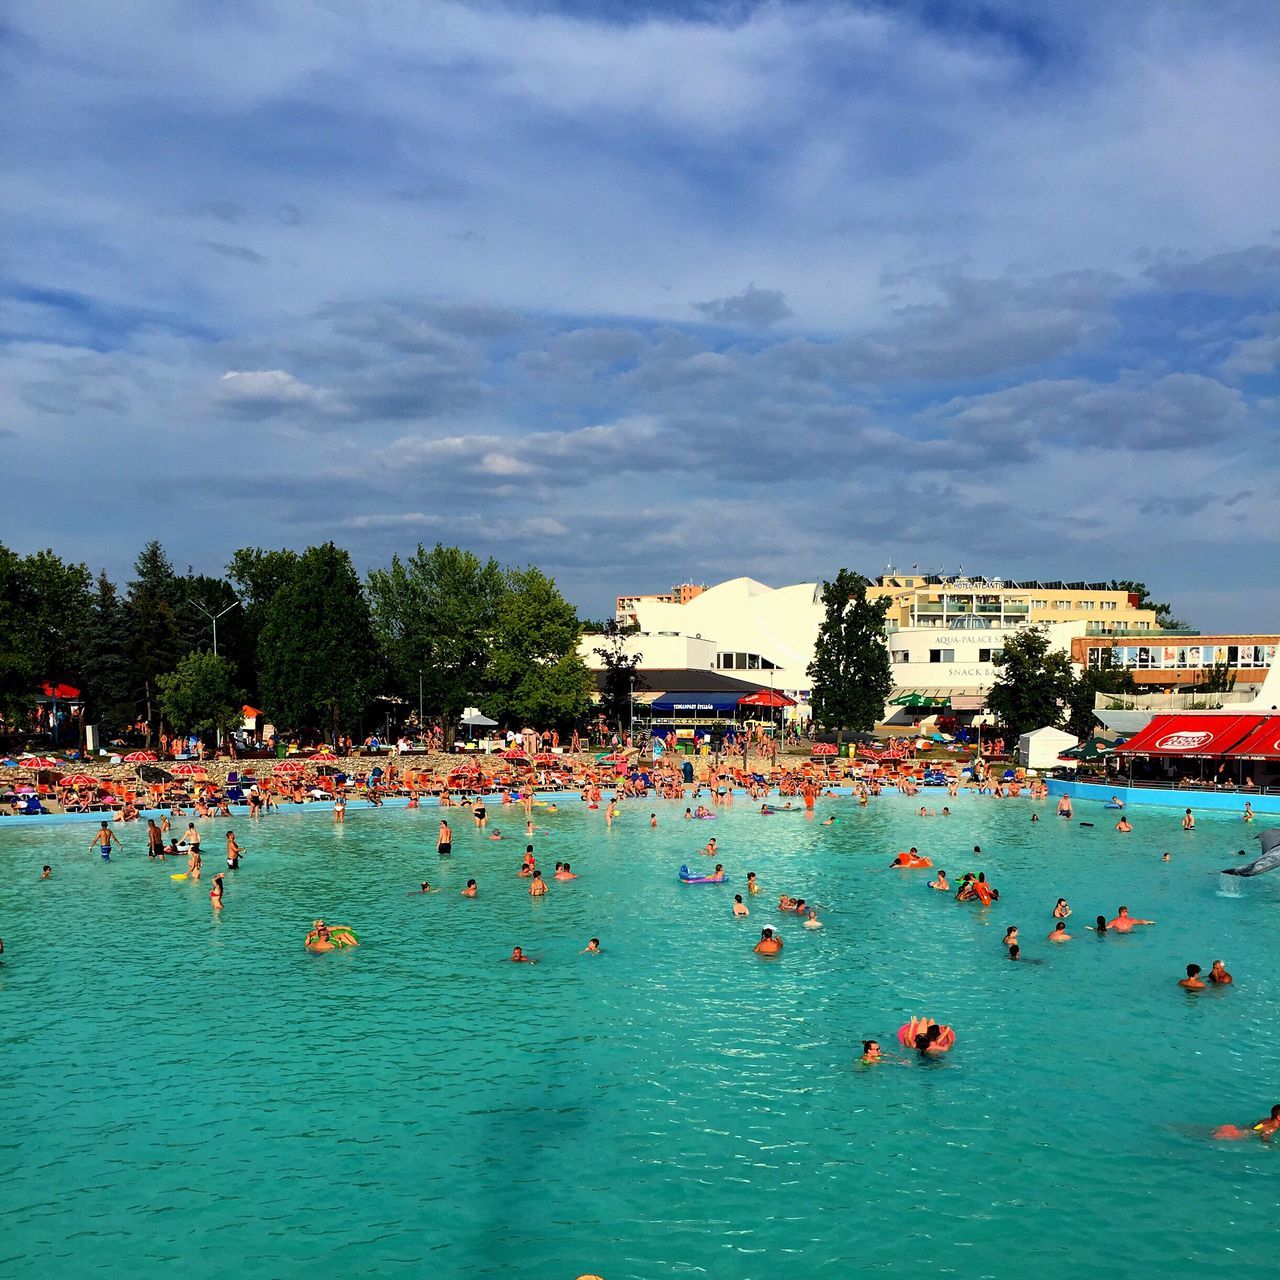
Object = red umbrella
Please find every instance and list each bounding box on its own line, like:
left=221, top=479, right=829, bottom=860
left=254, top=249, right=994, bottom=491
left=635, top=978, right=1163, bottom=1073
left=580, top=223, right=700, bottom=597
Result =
left=738, top=689, right=797, bottom=708
left=501, top=749, right=528, bottom=760
left=810, top=743, right=839, bottom=756
left=172, top=762, right=208, bottom=776
left=122, top=750, right=157, bottom=763
left=274, top=760, right=306, bottom=773
left=20, top=755, right=64, bottom=768
left=309, top=749, right=337, bottom=760
left=61, top=773, right=100, bottom=787
left=533, top=753, right=558, bottom=764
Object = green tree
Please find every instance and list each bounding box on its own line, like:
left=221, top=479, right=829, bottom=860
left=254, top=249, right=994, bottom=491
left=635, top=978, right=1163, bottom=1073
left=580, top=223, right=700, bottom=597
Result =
left=987, top=626, right=1076, bottom=741
left=81, top=572, right=136, bottom=735
left=367, top=544, right=504, bottom=740
left=592, top=619, right=643, bottom=733
left=18, top=549, right=93, bottom=690
left=125, top=541, right=187, bottom=742
left=227, top=547, right=299, bottom=694
left=1107, top=580, right=1189, bottom=631
left=485, top=566, right=592, bottom=727
left=1066, top=650, right=1136, bottom=738
left=0, top=544, right=40, bottom=726
left=258, top=543, right=378, bottom=738
left=157, top=651, right=245, bottom=740
left=806, top=569, right=891, bottom=738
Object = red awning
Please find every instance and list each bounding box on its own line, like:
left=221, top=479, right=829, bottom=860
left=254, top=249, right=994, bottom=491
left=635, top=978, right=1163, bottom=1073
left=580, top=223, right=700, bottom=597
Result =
left=1222, top=717, right=1280, bottom=761
left=40, top=682, right=81, bottom=699
left=1114, top=713, right=1264, bottom=758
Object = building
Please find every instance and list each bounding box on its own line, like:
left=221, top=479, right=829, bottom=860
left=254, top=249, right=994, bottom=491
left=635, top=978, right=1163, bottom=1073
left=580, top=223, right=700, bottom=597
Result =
left=615, top=582, right=706, bottom=627
left=868, top=573, right=1159, bottom=633
left=1072, top=634, right=1280, bottom=693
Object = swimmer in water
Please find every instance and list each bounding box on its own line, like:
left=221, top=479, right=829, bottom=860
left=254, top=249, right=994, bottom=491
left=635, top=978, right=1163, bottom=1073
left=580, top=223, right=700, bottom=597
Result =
left=1107, top=906, right=1155, bottom=933
left=1088, top=915, right=1108, bottom=935
left=1209, top=959, right=1233, bottom=985
left=701, top=837, right=718, bottom=857
left=225, top=831, right=243, bottom=869
left=209, top=873, right=224, bottom=909
left=1053, top=898, right=1071, bottom=919
left=489, top=829, right=503, bottom=841
left=462, top=879, right=477, bottom=897
left=1002, top=926, right=1019, bottom=948
left=929, top=870, right=950, bottom=891
left=1115, top=816, right=1132, bottom=832
left=510, top=946, right=537, bottom=964
left=754, top=927, right=783, bottom=955
left=529, top=870, right=549, bottom=896
left=555, top=862, right=577, bottom=879
left=650, top=813, right=658, bottom=827
left=1162, top=851, right=1171, bottom=862
left=684, top=808, right=693, bottom=820
left=1179, top=963, right=1205, bottom=991
left=778, top=894, right=797, bottom=911
left=1255, top=1105, right=1280, bottom=1139
left=860, top=1040, right=882, bottom=1063
left=41, top=865, right=51, bottom=879
left=419, top=881, right=440, bottom=893
left=1030, top=813, right=1039, bottom=823
left=803, top=909, right=822, bottom=929
left=746, top=871, right=759, bottom=895
left=1047, top=921, right=1070, bottom=942
left=732, top=894, right=749, bottom=917
left=821, top=816, right=837, bottom=825
left=89, top=821, right=122, bottom=860
left=581, top=938, right=601, bottom=954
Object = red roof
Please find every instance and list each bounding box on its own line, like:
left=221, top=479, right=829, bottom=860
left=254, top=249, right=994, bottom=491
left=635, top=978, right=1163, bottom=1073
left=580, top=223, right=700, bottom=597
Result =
left=1114, top=713, right=1264, bottom=758
left=1222, top=716, right=1280, bottom=761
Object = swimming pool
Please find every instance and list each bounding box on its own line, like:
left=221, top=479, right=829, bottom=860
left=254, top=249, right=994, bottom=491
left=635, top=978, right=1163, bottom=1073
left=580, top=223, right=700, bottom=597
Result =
left=2, top=795, right=1277, bottom=1277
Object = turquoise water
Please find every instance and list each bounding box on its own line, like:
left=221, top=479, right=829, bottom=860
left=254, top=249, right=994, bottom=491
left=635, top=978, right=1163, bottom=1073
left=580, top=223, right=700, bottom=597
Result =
left=2, top=795, right=1279, bottom=1278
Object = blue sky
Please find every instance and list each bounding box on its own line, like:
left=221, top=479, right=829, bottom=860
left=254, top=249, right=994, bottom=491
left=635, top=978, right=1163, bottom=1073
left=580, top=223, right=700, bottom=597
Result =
left=2, top=0, right=1278, bottom=627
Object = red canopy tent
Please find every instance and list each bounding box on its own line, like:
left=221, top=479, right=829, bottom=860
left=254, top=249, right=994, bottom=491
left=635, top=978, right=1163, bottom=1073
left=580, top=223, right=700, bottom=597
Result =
left=1114, top=714, right=1264, bottom=758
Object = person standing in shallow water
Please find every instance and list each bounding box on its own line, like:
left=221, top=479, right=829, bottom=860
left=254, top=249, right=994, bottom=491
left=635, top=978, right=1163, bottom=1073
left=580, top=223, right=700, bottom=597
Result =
left=437, top=818, right=452, bottom=858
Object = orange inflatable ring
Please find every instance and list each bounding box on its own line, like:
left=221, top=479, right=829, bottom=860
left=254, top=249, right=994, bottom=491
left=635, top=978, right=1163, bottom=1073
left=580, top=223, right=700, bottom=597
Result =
left=891, top=852, right=933, bottom=868
left=897, top=1017, right=956, bottom=1051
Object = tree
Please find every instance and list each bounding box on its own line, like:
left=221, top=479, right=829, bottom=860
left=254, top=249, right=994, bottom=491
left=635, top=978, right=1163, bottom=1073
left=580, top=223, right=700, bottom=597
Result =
left=124, top=541, right=187, bottom=742
left=987, top=626, right=1076, bottom=742
left=80, top=572, right=136, bottom=735
left=157, top=652, right=245, bottom=740
left=227, top=546, right=299, bottom=693
left=258, top=543, right=378, bottom=738
left=1066, top=650, right=1136, bottom=739
left=367, top=544, right=504, bottom=739
left=806, top=569, right=891, bottom=738
left=0, top=544, right=40, bottom=726
left=17, top=549, right=93, bottom=690
left=485, top=566, right=592, bottom=727
left=592, top=619, right=643, bottom=732
left=1107, top=580, right=1189, bottom=631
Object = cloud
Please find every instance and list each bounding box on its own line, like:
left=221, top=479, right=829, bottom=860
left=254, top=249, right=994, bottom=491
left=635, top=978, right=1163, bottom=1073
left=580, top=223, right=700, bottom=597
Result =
left=214, top=369, right=338, bottom=417
left=693, top=284, right=792, bottom=328
left=202, top=241, right=267, bottom=265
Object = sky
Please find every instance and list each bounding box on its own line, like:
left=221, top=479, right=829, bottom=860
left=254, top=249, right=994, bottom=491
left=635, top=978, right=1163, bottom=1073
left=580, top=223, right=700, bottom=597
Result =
left=2, top=0, right=1279, bottom=628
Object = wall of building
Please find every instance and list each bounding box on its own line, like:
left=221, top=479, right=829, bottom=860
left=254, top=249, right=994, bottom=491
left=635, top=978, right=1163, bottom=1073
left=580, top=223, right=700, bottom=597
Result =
left=578, top=632, right=718, bottom=672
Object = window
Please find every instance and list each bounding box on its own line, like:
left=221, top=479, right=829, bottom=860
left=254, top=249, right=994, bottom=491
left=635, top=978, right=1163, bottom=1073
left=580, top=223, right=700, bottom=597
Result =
left=1055, top=599, right=1071, bottom=609
left=978, top=648, right=992, bottom=663
left=928, top=649, right=955, bottom=664
left=1080, top=600, right=1094, bottom=610
left=1100, top=600, right=1117, bottom=611
left=891, top=650, right=910, bottom=664
left=1029, top=599, right=1047, bottom=609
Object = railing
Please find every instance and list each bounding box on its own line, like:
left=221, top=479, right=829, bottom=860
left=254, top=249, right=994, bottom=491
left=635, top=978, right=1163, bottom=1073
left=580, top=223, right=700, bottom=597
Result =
left=1074, top=776, right=1280, bottom=797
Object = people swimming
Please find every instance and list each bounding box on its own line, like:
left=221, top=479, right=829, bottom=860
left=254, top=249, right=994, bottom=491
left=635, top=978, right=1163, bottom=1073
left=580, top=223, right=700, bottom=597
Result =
left=581, top=938, right=601, bottom=954
left=1047, top=921, right=1070, bottom=943
left=732, top=894, right=749, bottom=917
left=462, top=879, right=478, bottom=897
left=225, top=831, right=243, bottom=869
left=509, top=946, right=537, bottom=963
left=1053, top=898, right=1071, bottom=919
left=89, top=821, right=121, bottom=861
left=928, top=870, right=950, bottom=891
left=1179, top=963, right=1205, bottom=990
left=209, top=873, right=225, bottom=910
left=860, top=1039, right=882, bottom=1063
left=803, top=909, right=822, bottom=929
left=1209, top=959, right=1233, bottom=985
left=1115, top=816, right=1132, bottom=832
left=529, top=870, right=549, bottom=896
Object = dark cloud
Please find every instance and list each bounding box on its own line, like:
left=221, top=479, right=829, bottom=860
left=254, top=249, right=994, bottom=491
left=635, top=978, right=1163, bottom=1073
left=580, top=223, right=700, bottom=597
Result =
left=202, top=241, right=267, bottom=265
left=693, top=284, right=792, bottom=329
left=1143, top=246, right=1280, bottom=296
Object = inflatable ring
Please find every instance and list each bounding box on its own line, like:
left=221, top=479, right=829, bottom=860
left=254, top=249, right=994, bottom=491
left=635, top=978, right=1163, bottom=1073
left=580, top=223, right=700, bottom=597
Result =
left=678, top=864, right=727, bottom=884
left=897, top=1017, right=956, bottom=1051
left=891, top=852, right=932, bottom=868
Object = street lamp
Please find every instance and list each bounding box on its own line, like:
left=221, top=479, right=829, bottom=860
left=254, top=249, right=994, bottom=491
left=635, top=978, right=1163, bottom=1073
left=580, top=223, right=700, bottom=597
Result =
left=189, top=597, right=239, bottom=657
left=628, top=674, right=635, bottom=742
left=418, top=669, right=424, bottom=732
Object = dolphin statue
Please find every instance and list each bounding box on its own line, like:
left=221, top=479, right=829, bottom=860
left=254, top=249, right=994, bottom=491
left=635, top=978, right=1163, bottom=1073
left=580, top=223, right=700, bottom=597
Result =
left=1221, top=828, right=1280, bottom=877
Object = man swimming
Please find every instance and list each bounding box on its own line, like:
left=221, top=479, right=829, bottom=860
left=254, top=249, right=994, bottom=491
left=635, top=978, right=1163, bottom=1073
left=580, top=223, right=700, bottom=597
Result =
left=1107, top=906, right=1155, bottom=932
left=462, top=879, right=477, bottom=897
left=89, top=821, right=122, bottom=860
left=1179, top=963, right=1205, bottom=990
left=510, top=946, right=537, bottom=963
left=1048, top=922, right=1070, bottom=942
left=437, top=819, right=452, bottom=857
left=581, top=938, right=601, bottom=954
left=929, top=870, right=950, bottom=891
left=1209, top=959, right=1233, bottom=985
left=732, top=894, right=749, bottom=917
left=754, top=927, right=782, bottom=955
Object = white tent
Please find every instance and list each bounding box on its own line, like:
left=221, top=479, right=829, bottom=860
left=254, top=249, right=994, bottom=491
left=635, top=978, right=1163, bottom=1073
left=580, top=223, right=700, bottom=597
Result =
left=1017, top=726, right=1078, bottom=770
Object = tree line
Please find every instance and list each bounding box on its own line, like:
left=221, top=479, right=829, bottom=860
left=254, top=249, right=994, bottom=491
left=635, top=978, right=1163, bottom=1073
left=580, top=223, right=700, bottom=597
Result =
left=0, top=540, right=593, bottom=745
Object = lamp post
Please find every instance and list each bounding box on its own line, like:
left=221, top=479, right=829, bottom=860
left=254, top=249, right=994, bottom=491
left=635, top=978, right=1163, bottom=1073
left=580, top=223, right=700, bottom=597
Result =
left=190, top=598, right=239, bottom=657
left=628, top=674, right=635, bottom=743
left=418, top=669, right=424, bottom=734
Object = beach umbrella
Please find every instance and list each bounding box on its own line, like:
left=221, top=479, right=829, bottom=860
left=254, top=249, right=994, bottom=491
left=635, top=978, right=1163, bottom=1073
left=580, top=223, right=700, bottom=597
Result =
left=1058, top=736, right=1115, bottom=760
left=309, top=750, right=337, bottom=761
left=122, top=750, right=157, bottom=763
left=460, top=712, right=498, bottom=728
left=274, top=759, right=306, bottom=773
left=139, top=764, right=173, bottom=784
left=533, top=752, right=558, bottom=764
left=501, top=748, right=527, bottom=761
left=172, top=763, right=208, bottom=777
left=61, top=773, right=100, bottom=787
left=737, top=689, right=797, bottom=708
left=20, top=755, right=64, bottom=768
left=810, top=743, right=839, bottom=756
